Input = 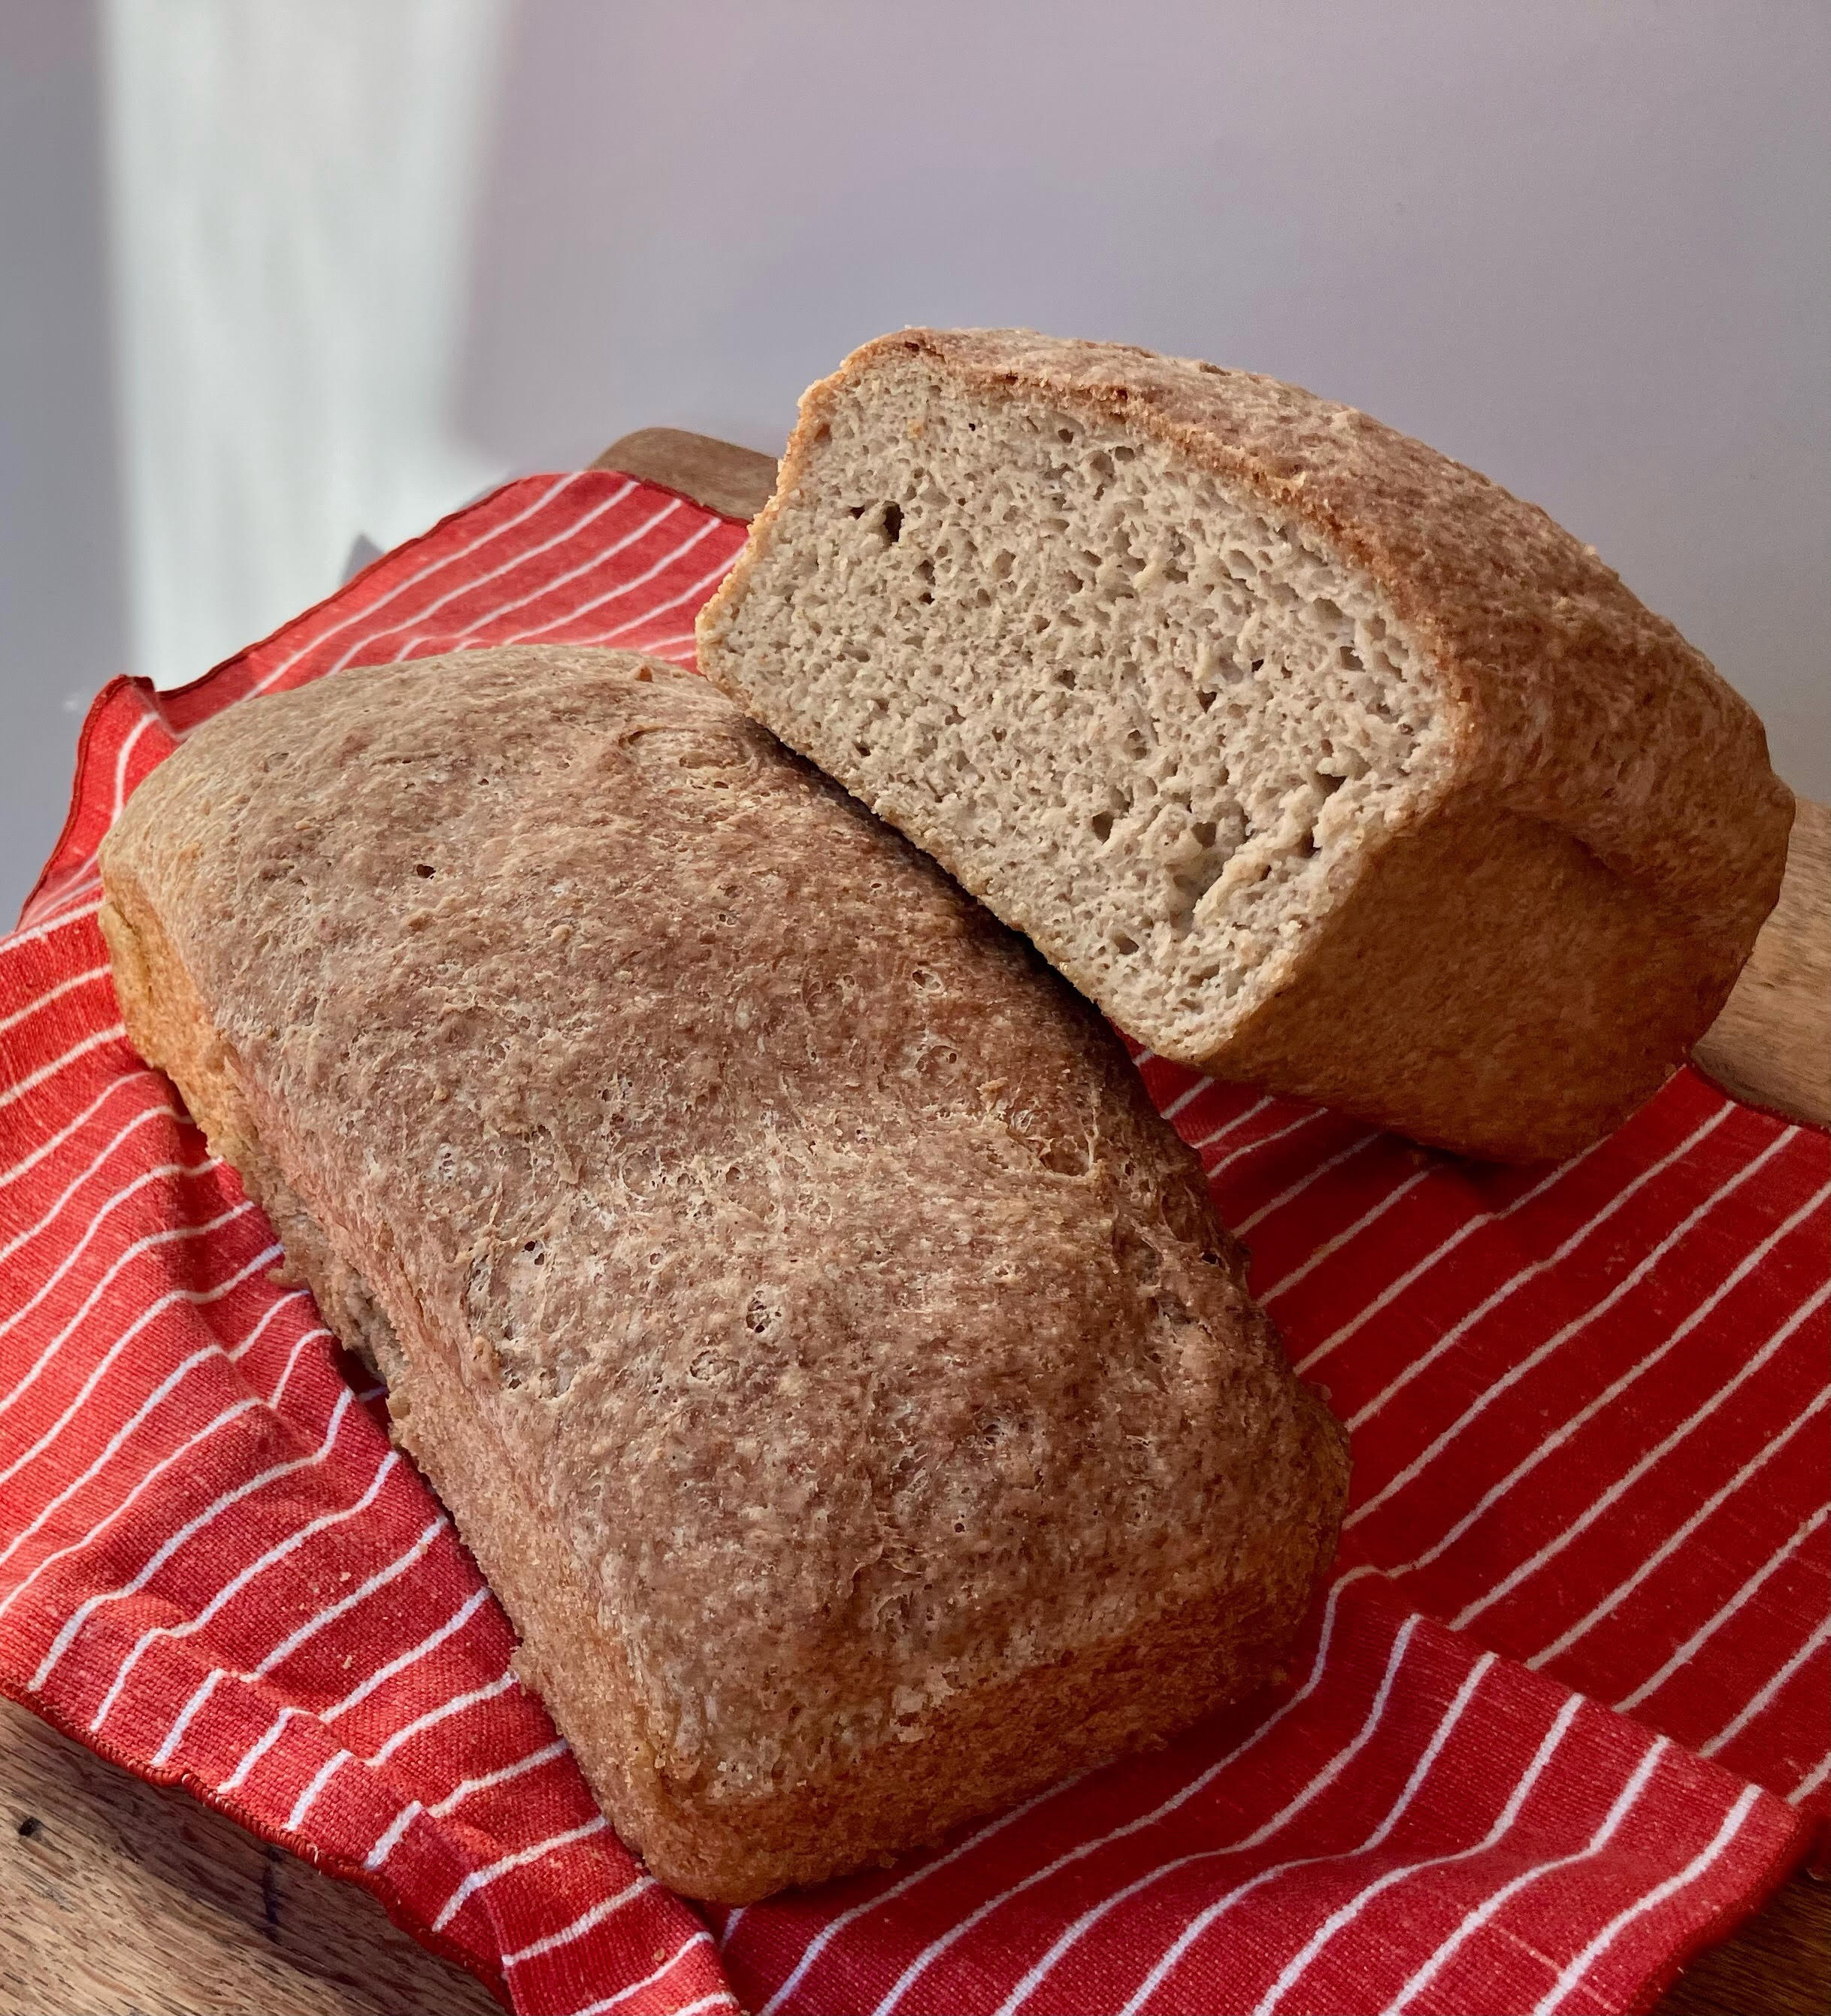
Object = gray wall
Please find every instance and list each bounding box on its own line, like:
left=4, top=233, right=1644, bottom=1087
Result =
left=1, top=2, right=124, bottom=921
left=3, top=0, right=1826, bottom=922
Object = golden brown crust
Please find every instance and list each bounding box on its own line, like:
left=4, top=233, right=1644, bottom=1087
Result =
left=818, top=330, right=1791, bottom=944
left=703, top=328, right=1791, bottom=1161
left=98, top=646, right=1348, bottom=1900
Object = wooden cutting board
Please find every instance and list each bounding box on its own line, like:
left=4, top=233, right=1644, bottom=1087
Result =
left=2, top=430, right=1824, bottom=2016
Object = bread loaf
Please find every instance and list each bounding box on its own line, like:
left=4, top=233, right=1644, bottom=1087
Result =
left=697, top=328, right=1793, bottom=1162
left=97, top=645, right=1348, bottom=1902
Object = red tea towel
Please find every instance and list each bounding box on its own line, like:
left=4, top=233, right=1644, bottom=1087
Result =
left=2, top=471, right=1824, bottom=2016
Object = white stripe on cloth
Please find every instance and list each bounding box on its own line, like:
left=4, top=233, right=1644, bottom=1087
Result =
left=1516, top=1317, right=1831, bottom=1658
left=430, top=1815, right=611, bottom=1933
left=30, top=1381, right=356, bottom=1690
left=1613, top=1504, right=1830, bottom=1716
left=1382, top=1738, right=1672, bottom=2014
left=0, top=1105, right=194, bottom=1264
left=504, top=517, right=726, bottom=646
left=626, top=631, right=703, bottom=659
left=0, top=1156, right=220, bottom=1352
left=251, top=474, right=578, bottom=695
left=1249, top=1694, right=1584, bottom=2016
left=440, top=492, right=681, bottom=640
left=1344, top=1128, right=1795, bottom=1516
left=0, top=1022, right=128, bottom=1115
left=0, top=1297, right=316, bottom=1586
left=0, top=963, right=111, bottom=1040
left=430, top=1739, right=570, bottom=1818
left=1262, top=1166, right=1433, bottom=1303
left=203, top=1580, right=494, bottom=1790
left=500, top=1875, right=655, bottom=1967
left=1376, top=1211, right=1827, bottom=1595
left=1203, top=1106, right=1324, bottom=1174
left=110, top=711, right=158, bottom=818
left=377, top=480, right=642, bottom=652
left=0, top=1234, right=279, bottom=1492
left=186, top=1582, right=493, bottom=1785
left=1294, top=1131, right=1640, bottom=1376
left=1348, top=1106, right=1749, bottom=1435
left=563, top=1930, right=716, bottom=2016
left=1109, top=1654, right=1497, bottom=2016
left=1445, top=1261, right=1831, bottom=1635
left=982, top=1618, right=1425, bottom=2016
left=285, top=1748, right=354, bottom=1832
left=1158, top=1076, right=1215, bottom=1122
left=0, top=1196, right=253, bottom=1418
left=749, top=1768, right=1096, bottom=2009
left=0, top=1071, right=165, bottom=1192
left=1529, top=1785, right=1764, bottom=2015
left=1790, top=1752, right=1831, bottom=1805
left=364, top=1800, right=422, bottom=1872
left=1233, top=1133, right=1376, bottom=1236
left=0, top=894, right=105, bottom=961
left=1698, top=1615, right=1831, bottom=1760
left=1190, top=1093, right=1276, bottom=1153
left=80, top=1451, right=407, bottom=1732
left=1369, top=1261, right=1825, bottom=1642
left=578, top=547, right=740, bottom=648
left=759, top=1573, right=1378, bottom=2016
left=20, top=864, right=104, bottom=925
left=368, top=1666, right=519, bottom=1767
left=4, top=1400, right=253, bottom=1627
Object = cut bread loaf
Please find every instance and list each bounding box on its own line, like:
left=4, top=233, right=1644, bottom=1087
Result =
left=698, top=328, right=1793, bottom=1162
left=97, top=645, right=1348, bottom=1903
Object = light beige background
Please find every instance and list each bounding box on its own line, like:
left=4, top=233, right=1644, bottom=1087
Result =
left=2, top=0, right=1826, bottom=922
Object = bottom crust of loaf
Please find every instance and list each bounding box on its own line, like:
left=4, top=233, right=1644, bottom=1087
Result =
left=100, top=875, right=1323, bottom=1903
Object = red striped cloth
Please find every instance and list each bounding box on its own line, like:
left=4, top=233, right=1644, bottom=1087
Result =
left=2, top=470, right=1824, bottom=2016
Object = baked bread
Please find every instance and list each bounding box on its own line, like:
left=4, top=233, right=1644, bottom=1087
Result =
left=697, top=328, right=1793, bottom=1162
left=97, top=645, right=1348, bottom=1903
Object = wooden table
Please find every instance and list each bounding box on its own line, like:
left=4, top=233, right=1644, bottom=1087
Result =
left=3, top=431, right=1825, bottom=2015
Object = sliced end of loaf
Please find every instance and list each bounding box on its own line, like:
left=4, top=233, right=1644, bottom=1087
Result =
left=699, top=344, right=1459, bottom=1066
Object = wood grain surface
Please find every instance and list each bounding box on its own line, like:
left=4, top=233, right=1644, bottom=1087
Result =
left=1694, top=797, right=1830, bottom=1129
left=0, top=1698, right=501, bottom=2016
left=0, top=425, right=1823, bottom=2016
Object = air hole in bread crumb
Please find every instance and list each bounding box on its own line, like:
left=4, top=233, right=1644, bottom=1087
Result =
left=1055, top=666, right=1078, bottom=689
left=1091, top=811, right=1113, bottom=842
left=881, top=502, right=903, bottom=543
left=413, top=864, right=435, bottom=878
left=1037, top=1137, right=1092, bottom=1176
left=1191, top=821, right=1217, bottom=849
left=1111, top=931, right=1139, bottom=955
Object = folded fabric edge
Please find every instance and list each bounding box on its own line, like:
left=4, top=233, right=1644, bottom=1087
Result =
left=0, top=1663, right=521, bottom=2013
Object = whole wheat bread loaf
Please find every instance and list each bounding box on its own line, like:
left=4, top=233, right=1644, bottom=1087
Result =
left=697, top=328, right=1793, bottom=1162
left=97, top=645, right=1348, bottom=1902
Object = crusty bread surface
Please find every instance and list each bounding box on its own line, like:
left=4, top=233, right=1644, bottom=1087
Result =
left=97, top=646, right=1348, bottom=1902
left=697, top=328, right=1793, bottom=1162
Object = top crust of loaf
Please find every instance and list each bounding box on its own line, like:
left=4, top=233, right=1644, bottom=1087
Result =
left=97, top=646, right=1348, bottom=1896
left=710, top=328, right=1790, bottom=950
